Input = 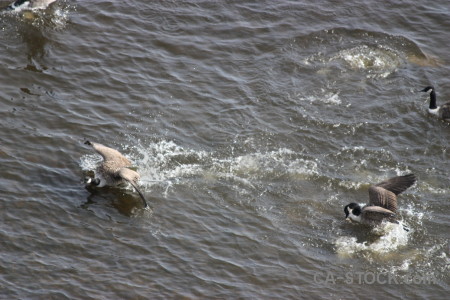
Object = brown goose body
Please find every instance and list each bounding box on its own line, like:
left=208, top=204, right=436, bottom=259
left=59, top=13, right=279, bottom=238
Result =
left=85, top=141, right=148, bottom=208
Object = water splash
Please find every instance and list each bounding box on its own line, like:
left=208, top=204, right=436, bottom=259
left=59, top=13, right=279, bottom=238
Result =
left=79, top=154, right=102, bottom=171
left=336, top=222, right=409, bottom=257
left=297, top=27, right=440, bottom=79
left=330, top=44, right=400, bottom=78
left=115, top=140, right=319, bottom=195
left=1, top=0, right=72, bottom=29
left=304, top=89, right=342, bottom=105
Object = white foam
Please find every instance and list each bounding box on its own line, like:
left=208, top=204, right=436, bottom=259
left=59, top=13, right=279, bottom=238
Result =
left=304, top=90, right=342, bottom=105
left=324, top=92, right=341, bottom=105
left=338, top=180, right=364, bottom=190
left=49, top=6, right=70, bottom=29
left=421, top=182, right=448, bottom=194
left=401, top=204, right=424, bottom=226
left=134, top=140, right=208, bottom=184
left=6, top=1, right=72, bottom=30
left=79, top=154, right=102, bottom=171
left=332, top=45, right=400, bottom=70
left=110, top=140, right=319, bottom=194
left=336, top=222, right=409, bottom=257
left=229, top=149, right=319, bottom=178
left=305, top=44, right=402, bottom=79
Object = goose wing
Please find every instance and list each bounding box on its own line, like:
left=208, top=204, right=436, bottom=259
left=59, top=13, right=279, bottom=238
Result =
left=361, top=206, right=397, bottom=224
left=85, top=141, right=131, bottom=168
left=374, top=174, right=416, bottom=195
left=118, top=168, right=148, bottom=208
left=368, top=186, right=398, bottom=213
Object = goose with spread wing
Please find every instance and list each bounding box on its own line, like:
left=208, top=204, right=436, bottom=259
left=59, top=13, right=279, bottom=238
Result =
left=344, top=174, right=416, bottom=225
left=84, top=141, right=149, bottom=208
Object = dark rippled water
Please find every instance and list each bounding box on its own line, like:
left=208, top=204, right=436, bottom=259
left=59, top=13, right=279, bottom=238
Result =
left=0, top=1, right=448, bottom=299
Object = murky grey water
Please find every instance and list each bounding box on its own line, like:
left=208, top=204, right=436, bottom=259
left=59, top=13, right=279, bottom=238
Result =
left=0, top=0, right=448, bottom=299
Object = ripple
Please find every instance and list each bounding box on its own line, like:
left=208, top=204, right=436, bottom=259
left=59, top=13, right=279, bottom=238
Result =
left=295, top=27, right=440, bottom=78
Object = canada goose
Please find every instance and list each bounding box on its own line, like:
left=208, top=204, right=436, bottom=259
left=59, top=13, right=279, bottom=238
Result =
left=344, top=174, right=416, bottom=226
left=84, top=141, right=149, bottom=208
left=4, top=0, right=56, bottom=11
left=420, top=86, right=450, bottom=122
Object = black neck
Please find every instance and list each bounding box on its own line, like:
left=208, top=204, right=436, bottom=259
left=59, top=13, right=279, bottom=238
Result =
left=429, top=90, right=437, bottom=109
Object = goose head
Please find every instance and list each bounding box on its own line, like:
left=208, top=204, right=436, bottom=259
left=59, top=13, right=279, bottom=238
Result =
left=344, top=202, right=362, bottom=222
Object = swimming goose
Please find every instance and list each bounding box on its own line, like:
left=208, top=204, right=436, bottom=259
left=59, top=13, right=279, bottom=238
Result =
left=420, top=86, right=450, bottom=122
left=4, top=0, right=56, bottom=11
left=84, top=141, right=149, bottom=208
left=344, top=174, right=416, bottom=226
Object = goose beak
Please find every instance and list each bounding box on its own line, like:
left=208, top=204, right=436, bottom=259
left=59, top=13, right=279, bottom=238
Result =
left=85, top=177, right=100, bottom=186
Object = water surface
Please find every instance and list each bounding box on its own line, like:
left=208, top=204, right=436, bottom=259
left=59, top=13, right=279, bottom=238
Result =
left=0, top=0, right=448, bottom=298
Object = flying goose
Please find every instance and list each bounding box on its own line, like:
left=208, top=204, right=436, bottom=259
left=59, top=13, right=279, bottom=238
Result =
left=344, top=174, right=416, bottom=226
left=4, top=0, right=56, bottom=11
left=84, top=141, right=149, bottom=208
left=420, top=86, right=450, bottom=122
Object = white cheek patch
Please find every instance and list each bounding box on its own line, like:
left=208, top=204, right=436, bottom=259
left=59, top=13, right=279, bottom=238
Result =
left=345, top=207, right=352, bottom=216
left=350, top=214, right=361, bottom=222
